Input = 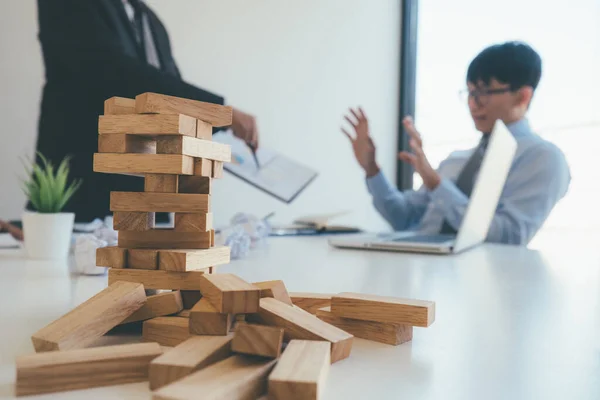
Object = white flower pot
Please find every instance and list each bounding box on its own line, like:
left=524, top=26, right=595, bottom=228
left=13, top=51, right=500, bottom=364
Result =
left=22, top=211, right=75, bottom=259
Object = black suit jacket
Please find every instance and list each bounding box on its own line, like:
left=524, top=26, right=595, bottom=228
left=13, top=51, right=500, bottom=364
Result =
left=36, top=0, right=225, bottom=222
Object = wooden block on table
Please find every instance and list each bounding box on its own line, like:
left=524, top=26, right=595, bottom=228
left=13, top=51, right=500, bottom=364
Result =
left=268, top=340, right=330, bottom=400
left=290, top=293, right=332, bottom=314
left=253, top=280, right=293, bottom=306
left=178, top=176, right=212, bottom=194
left=189, top=298, right=233, bottom=336
left=31, top=282, right=146, bottom=352
left=135, top=92, right=233, bottom=127
left=174, top=212, right=213, bottom=232
left=212, top=161, right=224, bottom=178
left=111, top=192, right=210, bottom=213
left=98, top=114, right=196, bottom=136
left=153, top=355, right=276, bottom=400
left=196, top=119, right=213, bottom=140
left=94, top=153, right=194, bottom=175
left=118, top=229, right=211, bottom=250
left=158, top=246, right=230, bottom=272
left=199, top=273, right=260, bottom=314
left=98, top=134, right=156, bottom=153
left=149, top=335, right=233, bottom=390
left=157, top=136, right=231, bottom=162
left=121, top=291, right=183, bottom=324
left=143, top=317, right=191, bottom=347
left=331, top=292, right=435, bottom=327
left=113, top=211, right=155, bottom=232
left=96, top=246, right=127, bottom=268
left=231, top=322, right=284, bottom=358
left=104, top=96, right=136, bottom=115
left=16, top=342, right=162, bottom=397
left=247, top=298, right=353, bottom=363
left=127, top=249, right=159, bottom=269
left=108, top=268, right=205, bottom=290
left=194, top=158, right=213, bottom=177
left=145, top=174, right=179, bottom=193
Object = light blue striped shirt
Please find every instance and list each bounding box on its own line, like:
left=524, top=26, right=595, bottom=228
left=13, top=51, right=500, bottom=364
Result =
left=366, top=119, right=571, bottom=245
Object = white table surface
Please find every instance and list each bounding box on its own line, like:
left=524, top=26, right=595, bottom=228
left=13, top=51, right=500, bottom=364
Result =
left=1, top=236, right=599, bottom=400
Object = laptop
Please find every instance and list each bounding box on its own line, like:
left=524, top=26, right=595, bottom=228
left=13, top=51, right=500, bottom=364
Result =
left=329, top=119, right=517, bottom=254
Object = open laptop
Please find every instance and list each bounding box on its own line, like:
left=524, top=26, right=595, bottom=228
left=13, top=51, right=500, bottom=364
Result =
left=329, top=120, right=517, bottom=254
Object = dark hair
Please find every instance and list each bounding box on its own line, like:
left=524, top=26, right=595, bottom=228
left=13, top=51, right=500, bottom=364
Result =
left=467, top=41, right=542, bottom=91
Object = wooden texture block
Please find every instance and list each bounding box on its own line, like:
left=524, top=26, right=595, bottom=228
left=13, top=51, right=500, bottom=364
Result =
left=94, top=153, right=194, bottom=175
left=31, top=282, right=146, bottom=352
left=16, top=342, right=162, bottom=397
left=178, top=176, right=212, bottom=194
left=111, top=192, right=210, bottom=213
left=290, top=293, right=333, bottom=314
left=180, top=290, right=202, bottom=309
left=145, top=174, right=179, bottom=193
left=108, top=268, right=205, bottom=290
left=96, top=246, right=127, bottom=268
left=247, top=298, right=353, bottom=363
left=128, top=248, right=159, bottom=269
left=211, top=229, right=215, bottom=247
left=253, top=280, right=293, bottom=306
left=331, top=292, right=436, bottom=327
left=199, top=274, right=260, bottom=314
left=118, top=229, right=211, bottom=250
left=98, top=114, right=196, bottom=136
left=135, top=92, right=233, bottom=127
left=177, top=309, right=191, bottom=318
left=143, top=317, right=191, bottom=347
left=231, top=323, right=284, bottom=358
left=113, top=211, right=155, bottom=231
left=212, top=161, right=224, bottom=178
left=149, top=335, right=233, bottom=390
left=158, top=247, right=230, bottom=272
left=157, top=136, right=231, bottom=162
left=316, top=307, right=412, bottom=346
left=189, top=298, right=233, bottom=336
left=268, top=340, right=330, bottom=400
left=196, top=119, right=213, bottom=140
left=174, top=213, right=213, bottom=232
left=194, top=158, right=213, bottom=177
left=153, top=355, right=276, bottom=400
left=104, top=96, right=136, bottom=115
left=98, top=134, right=156, bottom=153
left=122, top=291, right=184, bottom=324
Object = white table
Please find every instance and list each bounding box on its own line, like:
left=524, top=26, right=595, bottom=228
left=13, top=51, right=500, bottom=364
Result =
left=1, top=236, right=599, bottom=399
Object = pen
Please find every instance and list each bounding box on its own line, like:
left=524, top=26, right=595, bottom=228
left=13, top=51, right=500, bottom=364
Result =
left=248, top=142, right=260, bottom=170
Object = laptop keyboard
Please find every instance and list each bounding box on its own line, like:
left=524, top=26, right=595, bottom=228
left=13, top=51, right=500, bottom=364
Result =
left=391, top=234, right=456, bottom=244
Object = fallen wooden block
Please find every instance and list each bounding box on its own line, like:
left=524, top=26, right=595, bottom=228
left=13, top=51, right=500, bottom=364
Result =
left=149, top=335, right=233, bottom=390
left=199, top=273, right=260, bottom=314
left=212, top=161, right=224, bottom=178
left=104, top=96, right=136, bottom=115
left=194, top=158, right=213, bottom=177
left=31, top=281, right=146, bottom=352
left=111, top=192, right=210, bottom=213
left=121, top=291, right=184, bottom=324
left=178, top=176, right=212, bottom=194
left=231, top=322, right=284, bottom=358
left=135, top=92, right=233, bottom=127
left=98, top=134, right=156, bottom=153
left=128, top=248, right=159, bottom=269
left=145, top=174, right=179, bottom=193
left=118, top=229, right=211, bottom=250
left=157, top=136, right=231, bottom=162
left=108, top=268, right=205, bottom=290
left=247, top=298, right=353, bottom=363
left=98, top=114, right=196, bottom=136
left=180, top=290, right=202, bottom=309
left=290, top=293, right=333, bottom=314
left=189, top=298, right=234, bottom=335
left=113, top=211, right=155, bottom=232
left=253, top=280, right=293, bottom=306
left=96, top=246, right=127, bottom=268
left=16, top=342, right=162, bottom=397
left=153, top=355, right=276, bottom=400
left=143, top=317, right=191, bottom=347
left=93, top=153, right=194, bottom=175
left=174, top=213, right=213, bottom=232
left=158, top=247, right=230, bottom=272
left=331, top=292, right=435, bottom=327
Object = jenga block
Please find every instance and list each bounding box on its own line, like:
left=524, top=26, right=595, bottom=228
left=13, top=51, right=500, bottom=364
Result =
left=331, top=292, right=435, bottom=327
left=31, top=282, right=146, bottom=352
left=174, top=212, right=213, bottom=232
left=231, top=323, right=284, bottom=358
left=211, top=229, right=216, bottom=247
left=268, top=340, right=330, bottom=400
left=247, top=298, right=353, bottom=363
left=104, top=96, right=136, bottom=115
left=194, top=158, right=213, bottom=177
left=108, top=268, right=205, bottom=290
left=118, top=229, right=211, bottom=250
left=121, top=291, right=184, bottom=324
left=316, top=306, right=412, bottom=346
left=157, top=136, right=231, bottom=162
left=96, top=246, right=127, bottom=268
left=253, top=280, right=293, bottom=306
left=189, top=298, right=234, bottom=335
left=290, top=293, right=332, bottom=314
left=16, top=342, right=162, bottom=396
left=178, top=176, right=212, bottom=194
left=149, top=335, right=233, bottom=390
left=143, top=317, right=191, bottom=347
left=212, top=161, right=224, bottom=178
left=113, top=211, right=155, bottom=231
left=145, top=174, right=179, bottom=193
left=98, top=114, right=196, bottom=136
left=199, top=274, right=260, bottom=314
left=94, top=153, right=194, bottom=175
left=158, top=247, right=230, bottom=272
left=128, top=248, right=159, bottom=269
left=196, top=119, right=213, bottom=140
left=180, top=290, right=202, bottom=309
left=98, top=134, right=156, bottom=153
left=111, top=192, right=210, bottom=213
left=135, top=92, right=233, bottom=127
left=153, top=355, right=276, bottom=400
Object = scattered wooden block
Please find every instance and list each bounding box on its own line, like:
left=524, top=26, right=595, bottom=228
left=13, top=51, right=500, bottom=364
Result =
left=194, top=158, right=213, bottom=177
left=189, top=298, right=234, bottom=336
left=153, top=355, right=276, bottom=400
left=247, top=298, right=353, bottom=363
left=16, top=342, right=162, bottom=397
left=331, top=292, right=435, bottom=327
left=98, top=114, right=196, bottom=136
left=104, top=96, right=136, bottom=115
left=135, top=92, right=233, bottom=127
left=108, top=268, right=205, bottom=290
left=127, top=249, right=159, bottom=269
left=212, top=161, right=224, bottom=178
left=158, top=247, right=230, bottom=272
left=96, top=246, right=127, bottom=268
left=196, top=119, right=213, bottom=140
left=149, top=335, right=233, bottom=390
left=31, top=281, right=146, bottom=352
left=174, top=212, right=213, bottom=232
left=145, top=174, right=179, bottom=193
left=253, top=280, right=293, bottom=306
left=290, top=293, right=333, bottom=314
left=178, top=176, right=212, bottom=194
left=143, top=317, right=191, bottom=347
left=118, top=229, right=211, bottom=250
left=111, top=192, right=210, bottom=213
left=180, top=290, right=202, bottom=309
left=121, top=291, right=184, bottom=324
left=199, top=273, right=260, bottom=314
left=98, top=134, right=156, bottom=153
left=93, top=153, right=194, bottom=175
left=268, top=340, right=331, bottom=400
left=113, top=211, right=155, bottom=231
left=231, top=322, right=284, bottom=358
left=157, top=136, right=231, bottom=162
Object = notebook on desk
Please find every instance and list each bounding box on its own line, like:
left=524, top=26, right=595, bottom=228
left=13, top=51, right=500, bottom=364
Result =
left=269, top=211, right=362, bottom=236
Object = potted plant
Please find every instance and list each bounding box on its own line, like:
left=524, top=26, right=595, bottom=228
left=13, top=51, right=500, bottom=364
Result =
left=20, top=153, right=81, bottom=259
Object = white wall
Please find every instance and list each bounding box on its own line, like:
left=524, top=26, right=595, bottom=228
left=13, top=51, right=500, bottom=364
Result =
left=1, top=0, right=400, bottom=232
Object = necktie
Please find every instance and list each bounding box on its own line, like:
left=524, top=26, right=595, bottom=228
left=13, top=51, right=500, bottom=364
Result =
left=127, top=0, right=161, bottom=68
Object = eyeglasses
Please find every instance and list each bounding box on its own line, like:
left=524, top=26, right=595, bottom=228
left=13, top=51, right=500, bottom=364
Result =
left=459, top=87, right=513, bottom=106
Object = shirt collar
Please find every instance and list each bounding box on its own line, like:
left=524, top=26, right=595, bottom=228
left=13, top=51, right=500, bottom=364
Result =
left=505, top=118, right=532, bottom=139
